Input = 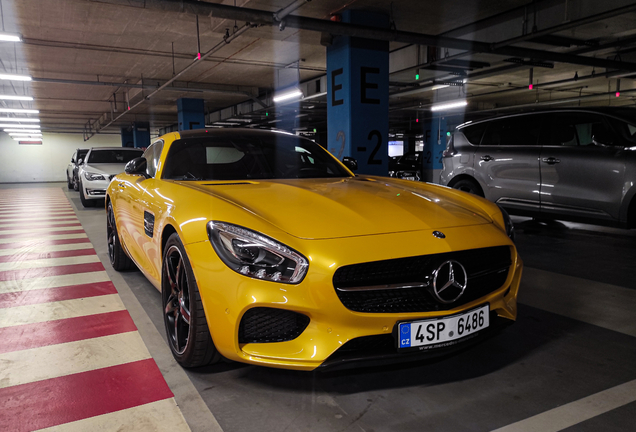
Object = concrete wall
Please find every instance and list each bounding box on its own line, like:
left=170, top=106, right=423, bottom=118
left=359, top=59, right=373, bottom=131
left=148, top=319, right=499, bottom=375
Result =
left=0, top=133, right=121, bottom=183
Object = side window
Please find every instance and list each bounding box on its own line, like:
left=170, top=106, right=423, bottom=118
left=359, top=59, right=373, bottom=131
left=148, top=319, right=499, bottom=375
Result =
left=143, top=140, right=164, bottom=178
left=481, top=115, right=542, bottom=146
left=460, top=123, right=486, bottom=145
left=549, top=114, right=614, bottom=146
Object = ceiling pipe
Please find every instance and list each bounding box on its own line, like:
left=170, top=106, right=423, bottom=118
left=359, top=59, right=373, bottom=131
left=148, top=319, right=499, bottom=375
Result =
left=88, top=0, right=636, bottom=72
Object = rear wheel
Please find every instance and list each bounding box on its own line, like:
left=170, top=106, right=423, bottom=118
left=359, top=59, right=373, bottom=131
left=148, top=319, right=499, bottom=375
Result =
left=66, top=173, right=73, bottom=189
left=106, top=202, right=135, bottom=271
left=73, top=174, right=79, bottom=191
left=162, top=233, right=220, bottom=367
left=450, top=178, right=484, bottom=197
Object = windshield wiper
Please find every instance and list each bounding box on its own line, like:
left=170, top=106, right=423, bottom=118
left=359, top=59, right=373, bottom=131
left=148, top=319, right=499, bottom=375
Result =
left=175, top=172, right=204, bottom=181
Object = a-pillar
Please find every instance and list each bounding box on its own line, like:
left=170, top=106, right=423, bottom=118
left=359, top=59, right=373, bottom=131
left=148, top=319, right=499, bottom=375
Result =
left=177, top=98, right=205, bottom=131
left=120, top=126, right=134, bottom=148
left=133, top=122, right=150, bottom=149
left=326, top=10, right=389, bottom=176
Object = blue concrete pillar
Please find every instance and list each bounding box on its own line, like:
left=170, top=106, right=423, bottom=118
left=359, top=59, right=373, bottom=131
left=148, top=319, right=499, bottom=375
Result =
left=177, top=98, right=205, bottom=131
left=327, top=10, right=389, bottom=176
left=420, top=116, right=448, bottom=183
left=120, top=126, right=134, bottom=148
left=133, top=122, right=150, bottom=149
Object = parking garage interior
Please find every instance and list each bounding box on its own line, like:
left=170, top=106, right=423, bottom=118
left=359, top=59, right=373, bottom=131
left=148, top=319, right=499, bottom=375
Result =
left=1, top=1, right=636, bottom=431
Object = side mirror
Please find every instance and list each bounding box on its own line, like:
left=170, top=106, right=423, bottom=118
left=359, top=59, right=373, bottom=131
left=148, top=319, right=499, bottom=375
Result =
left=77, top=158, right=83, bottom=165
left=125, top=157, right=149, bottom=177
left=342, top=157, right=358, bottom=171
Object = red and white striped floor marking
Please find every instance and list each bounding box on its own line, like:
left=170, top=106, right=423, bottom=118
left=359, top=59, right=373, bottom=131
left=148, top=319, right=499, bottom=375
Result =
left=0, top=187, right=190, bottom=432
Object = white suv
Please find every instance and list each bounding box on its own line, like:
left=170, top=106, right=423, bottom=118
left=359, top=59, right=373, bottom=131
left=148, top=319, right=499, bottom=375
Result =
left=78, top=147, right=143, bottom=207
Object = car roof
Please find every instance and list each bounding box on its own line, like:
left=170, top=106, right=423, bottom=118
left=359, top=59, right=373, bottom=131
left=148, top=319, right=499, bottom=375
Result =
left=456, top=106, right=636, bottom=129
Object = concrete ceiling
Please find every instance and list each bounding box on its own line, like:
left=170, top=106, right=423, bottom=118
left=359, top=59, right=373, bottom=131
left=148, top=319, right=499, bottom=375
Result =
left=1, top=0, right=636, bottom=139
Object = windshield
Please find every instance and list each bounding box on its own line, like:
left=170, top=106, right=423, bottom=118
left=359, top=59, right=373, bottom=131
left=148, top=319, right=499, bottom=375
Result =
left=162, top=134, right=351, bottom=181
left=87, top=149, right=143, bottom=164
left=77, top=149, right=88, bottom=160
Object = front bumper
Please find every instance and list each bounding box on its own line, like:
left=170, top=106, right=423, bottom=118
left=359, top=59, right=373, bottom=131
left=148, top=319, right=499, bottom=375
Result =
left=187, top=223, right=522, bottom=371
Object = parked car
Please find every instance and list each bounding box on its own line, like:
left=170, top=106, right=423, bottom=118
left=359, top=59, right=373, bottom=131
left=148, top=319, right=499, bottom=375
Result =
left=440, top=107, right=636, bottom=228
left=388, top=151, right=422, bottom=181
left=66, top=148, right=88, bottom=191
left=106, top=128, right=521, bottom=371
left=78, top=147, right=143, bottom=207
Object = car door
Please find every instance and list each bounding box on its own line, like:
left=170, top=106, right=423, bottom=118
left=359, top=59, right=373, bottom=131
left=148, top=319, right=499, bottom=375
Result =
left=129, top=140, right=165, bottom=283
left=473, top=114, right=543, bottom=213
left=539, top=112, right=625, bottom=223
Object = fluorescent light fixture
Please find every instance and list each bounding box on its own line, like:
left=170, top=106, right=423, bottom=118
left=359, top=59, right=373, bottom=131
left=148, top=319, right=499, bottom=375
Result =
left=431, top=84, right=449, bottom=91
left=0, top=124, right=40, bottom=128
left=273, top=89, right=303, bottom=103
left=4, top=129, right=42, bottom=133
left=0, top=74, right=32, bottom=82
left=0, top=32, right=22, bottom=42
left=213, top=122, right=239, bottom=126
left=430, top=100, right=468, bottom=111
left=227, top=118, right=252, bottom=123
left=0, top=95, right=33, bottom=101
left=0, top=108, right=39, bottom=114
left=9, top=132, right=43, bottom=137
left=0, top=117, right=39, bottom=122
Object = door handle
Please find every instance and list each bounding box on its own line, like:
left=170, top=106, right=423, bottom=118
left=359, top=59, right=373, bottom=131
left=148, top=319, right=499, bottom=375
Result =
left=480, top=155, right=494, bottom=162
left=542, top=157, right=561, bottom=164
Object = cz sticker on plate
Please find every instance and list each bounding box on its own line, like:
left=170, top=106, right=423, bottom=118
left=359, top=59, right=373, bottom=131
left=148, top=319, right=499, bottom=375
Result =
left=398, top=304, right=489, bottom=350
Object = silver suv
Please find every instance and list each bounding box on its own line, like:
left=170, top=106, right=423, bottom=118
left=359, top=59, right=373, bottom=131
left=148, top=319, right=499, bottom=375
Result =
left=440, top=108, right=636, bottom=228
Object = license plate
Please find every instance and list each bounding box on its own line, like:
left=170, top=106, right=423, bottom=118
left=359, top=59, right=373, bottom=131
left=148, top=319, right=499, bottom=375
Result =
left=398, top=304, right=489, bottom=350
left=403, top=176, right=415, bottom=181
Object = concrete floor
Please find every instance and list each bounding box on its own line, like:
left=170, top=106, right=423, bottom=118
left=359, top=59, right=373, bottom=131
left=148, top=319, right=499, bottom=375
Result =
left=16, top=183, right=636, bottom=432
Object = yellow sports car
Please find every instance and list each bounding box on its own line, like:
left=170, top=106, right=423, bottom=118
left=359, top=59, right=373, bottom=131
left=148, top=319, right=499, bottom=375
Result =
left=106, top=129, right=522, bottom=371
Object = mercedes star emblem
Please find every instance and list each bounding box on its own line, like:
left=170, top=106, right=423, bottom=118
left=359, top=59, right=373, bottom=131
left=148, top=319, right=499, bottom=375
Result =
left=432, top=260, right=468, bottom=304
left=432, top=231, right=446, bottom=239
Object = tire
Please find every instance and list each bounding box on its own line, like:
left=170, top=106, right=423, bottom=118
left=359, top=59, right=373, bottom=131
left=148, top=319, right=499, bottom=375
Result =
left=162, top=233, right=220, bottom=368
left=73, top=174, right=79, bottom=191
left=79, top=180, right=96, bottom=207
left=106, top=201, right=135, bottom=271
left=66, top=173, right=73, bottom=189
left=451, top=178, right=484, bottom=197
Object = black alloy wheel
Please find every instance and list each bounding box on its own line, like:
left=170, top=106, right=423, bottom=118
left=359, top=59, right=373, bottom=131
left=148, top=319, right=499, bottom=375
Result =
left=73, top=175, right=79, bottom=191
left=106, top=202, right=134, bottom=271
left=162, top=233, right=220, bottom=367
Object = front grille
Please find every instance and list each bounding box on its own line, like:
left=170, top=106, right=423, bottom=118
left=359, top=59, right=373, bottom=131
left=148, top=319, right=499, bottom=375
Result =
left=238, top=307, right=310, bottom=343
left=333, top=246, right=511, bottom=313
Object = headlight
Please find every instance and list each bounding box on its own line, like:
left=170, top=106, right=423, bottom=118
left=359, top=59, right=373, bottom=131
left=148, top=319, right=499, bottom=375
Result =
left=498, top=205, right=515, bottom=241
left=207, top=221, right=308, bottom=284
left=84, top=171, right=105, bottom=181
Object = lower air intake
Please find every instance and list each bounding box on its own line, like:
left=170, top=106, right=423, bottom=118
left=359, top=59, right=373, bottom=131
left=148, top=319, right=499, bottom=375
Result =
left=238, top=307, right=310, bottom=343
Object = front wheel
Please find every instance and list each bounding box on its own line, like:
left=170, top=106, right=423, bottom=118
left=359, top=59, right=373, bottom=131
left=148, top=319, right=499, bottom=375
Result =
left=106, top=202, right=135, bottom=271
left=79, top=180, right=96, bottom=207
left=162, top=233, right=220, bottom=367
left=450, top=178, right=484, bottom=197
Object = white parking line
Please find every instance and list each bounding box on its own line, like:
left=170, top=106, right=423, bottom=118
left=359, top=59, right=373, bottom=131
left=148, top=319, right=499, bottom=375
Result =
left=492, top=379, right=636, bottom=432
left=0, top=255, right=100, bottom=272
left=0, top=331, right=150, bottom=389
left=0, top=294, right=125, bottom=328
left=0, top=271, right=110, bottom=294
left=0, top=242, right=94, bottom=257
left=34, top=399, right=191, bottom=432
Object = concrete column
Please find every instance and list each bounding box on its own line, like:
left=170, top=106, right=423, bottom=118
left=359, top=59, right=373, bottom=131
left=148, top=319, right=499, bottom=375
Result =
left=177, top=98, right=205, bottom=131
left=133, top=122, right=150, bottom=149
left=326, top=10, right=389, bottom=176
left=120, top=126, right=134, bottom=148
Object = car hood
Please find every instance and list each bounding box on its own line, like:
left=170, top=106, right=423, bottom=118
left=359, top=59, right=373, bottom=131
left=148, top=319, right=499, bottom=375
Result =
left=180, top=177, right=493, bottom=240
left=83, top=163, right=128, bottom=177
